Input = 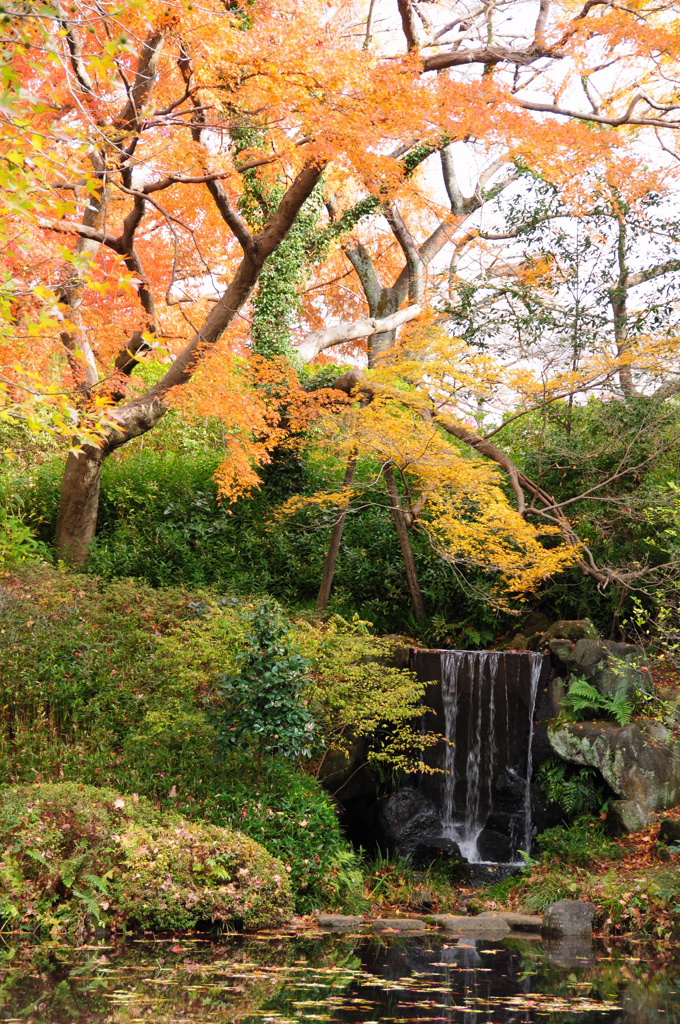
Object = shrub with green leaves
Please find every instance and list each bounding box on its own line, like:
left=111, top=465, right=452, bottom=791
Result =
left=536, top=757, right=611, bottom=817
left=0, top=783, right=293, bottom=937
left=0, top=513, right=49, bottom=564
left=212, top=601, right=317, bottom=763
left=0, top=565, right=368, bottom=912
left=535, top=817, right=622, bottom=867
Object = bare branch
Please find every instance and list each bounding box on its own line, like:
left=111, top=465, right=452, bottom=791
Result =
left=517, top=95, right=680, bottom=129
left=115, top=32, right=165, bottom=133
left=385, top=205, right=425, bottom=303
left=422, top=44, right=557, bottom=73
left=38, top=218, right=119, bottom=250
left=296, top=305, right=422, bottom=363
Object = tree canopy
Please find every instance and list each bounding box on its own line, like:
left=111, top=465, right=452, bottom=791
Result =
left=2, top=0, right=680, bottom=602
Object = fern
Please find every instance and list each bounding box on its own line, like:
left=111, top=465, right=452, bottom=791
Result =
left=537, top=758, right=610, bottom=816
left=561, top=675, right=634, bottom=726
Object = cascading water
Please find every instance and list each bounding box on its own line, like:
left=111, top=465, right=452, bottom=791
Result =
left=437, top=650, right=545, bottom=864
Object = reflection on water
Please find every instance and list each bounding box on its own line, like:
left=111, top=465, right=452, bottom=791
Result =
left=0, top=932, right=678, bottom=1023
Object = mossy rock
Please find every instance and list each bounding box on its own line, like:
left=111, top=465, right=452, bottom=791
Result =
left=0, top=783, right=293, bottom=937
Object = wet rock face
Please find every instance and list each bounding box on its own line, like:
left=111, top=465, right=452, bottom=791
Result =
left=549, top=720, right=680, bottom=814
left=378, top=788, right=445, bottom=862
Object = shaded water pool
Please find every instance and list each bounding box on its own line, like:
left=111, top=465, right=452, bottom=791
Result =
left=1, top=932, right=679, bottom=1023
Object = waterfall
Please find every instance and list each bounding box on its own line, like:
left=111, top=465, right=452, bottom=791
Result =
left=438, top=650, right=545, bottom=864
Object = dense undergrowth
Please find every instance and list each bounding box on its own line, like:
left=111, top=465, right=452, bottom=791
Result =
left=473, top=814, right=680, bottom=938
left=0, top=562, right=436, bottom=918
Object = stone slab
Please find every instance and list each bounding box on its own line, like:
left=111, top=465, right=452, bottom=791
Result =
left=477, top=911, right=543, bottom=932
left=431, top=915, right=511, bottom=939
left=371, top=917, right=427, bottom=933
left=316, top=914, right=364, bottom=931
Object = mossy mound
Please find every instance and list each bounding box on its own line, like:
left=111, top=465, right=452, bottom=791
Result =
left=0, top=783, right=293, bottom=937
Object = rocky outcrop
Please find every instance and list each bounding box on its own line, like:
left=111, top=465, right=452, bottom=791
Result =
left=541, top=620, right=599, bottom=644
left=548, top=720, right=680, bottom=814
left=546, top=636, right=650, bottom=701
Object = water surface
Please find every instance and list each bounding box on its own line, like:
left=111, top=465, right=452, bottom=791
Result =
left=1, top=932, right=678, bottom=1023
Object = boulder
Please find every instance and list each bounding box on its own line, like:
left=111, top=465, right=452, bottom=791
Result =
left=541, top=619, right=599, bottom=644
left=607, top=799, right=652, bottom=836
left=378, top=788, right=443, bottom=861
left=658, top=819, right=680, bottom=847
left=547, top=637, right=650, bottom=702
left=549, top=721, right=680, bottom=813
left=412, top=837, right=462, bottom=866
left=476, top=826, right=514, bottom=863
left=542, top=899, right=596, bottom=937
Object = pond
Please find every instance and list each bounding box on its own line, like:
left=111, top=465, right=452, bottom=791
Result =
left=1, top=931, right=678, bottom=1023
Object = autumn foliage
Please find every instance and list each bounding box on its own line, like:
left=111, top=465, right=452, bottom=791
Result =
left=1, top=0, right=680, bottom=590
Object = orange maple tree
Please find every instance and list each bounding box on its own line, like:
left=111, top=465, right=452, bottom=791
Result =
left=1, top=0, right=679, bottom=568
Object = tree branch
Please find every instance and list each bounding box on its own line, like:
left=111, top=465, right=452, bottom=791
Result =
left=296, top=305, right=422, bottom=363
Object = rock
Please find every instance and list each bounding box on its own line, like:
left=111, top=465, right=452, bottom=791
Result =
left=445, top=916, right=511, bottom=940
left=477, top=911, right=543, bottom=932
left=547, top=637, right=650, bottom=703
left=316, top=914, right=364, bottom=931
left=541, top=619, right=599, bottom=644
left=458, top=862, right=522, bottom=886
left=476, top=827, right=514, bottom=863
left=549, top=720, right=680, bottom=813
left=412, top=837, right=462, bottom=866
left=658, top=819, right=680, bottom=846
left=426, top=913, right=466, bottom=927
left=607, top=799, right=652, bottom=836
left=542, top=899, right=596, bottom=937
left=410, top=888, right=436, bottom=912
left=371, top=917, right=427, bottom=933
left=378, top=788, right=443, bottom=862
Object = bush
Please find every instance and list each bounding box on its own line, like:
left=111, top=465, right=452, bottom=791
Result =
left=0, top=783, right=293, bottom=937
left=212, top=601, right=318, bottom=763
left=0, top=565, right=364, bottom=912
left=536, top=817, right=621, bottom=866
left=3, top=446, right=518, bottom=636
left=536, top=757, right=612, bottom=817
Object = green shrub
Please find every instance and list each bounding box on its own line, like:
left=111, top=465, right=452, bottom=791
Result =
left=0, top=565, right=364, bottom=912
left=536, top=817, right=621, bottom=866
left=0, top=513, right=49, bottom=564
left=212, top=601, right=318, bottom=763
left=0, top=783, right=293, bottom=936
left=536, top=757, right=611, bottom=817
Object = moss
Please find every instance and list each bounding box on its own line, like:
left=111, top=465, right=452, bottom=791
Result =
left=0, top=783, right=293, bottom=937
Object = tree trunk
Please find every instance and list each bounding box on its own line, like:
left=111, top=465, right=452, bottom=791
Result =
left=54, top=445, right=108, bottom=566
left=383, top=463, right=426, bottom=620
left=52, top=160, right=326, bottom=564
left=316, top=456, right=357, bottom=612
